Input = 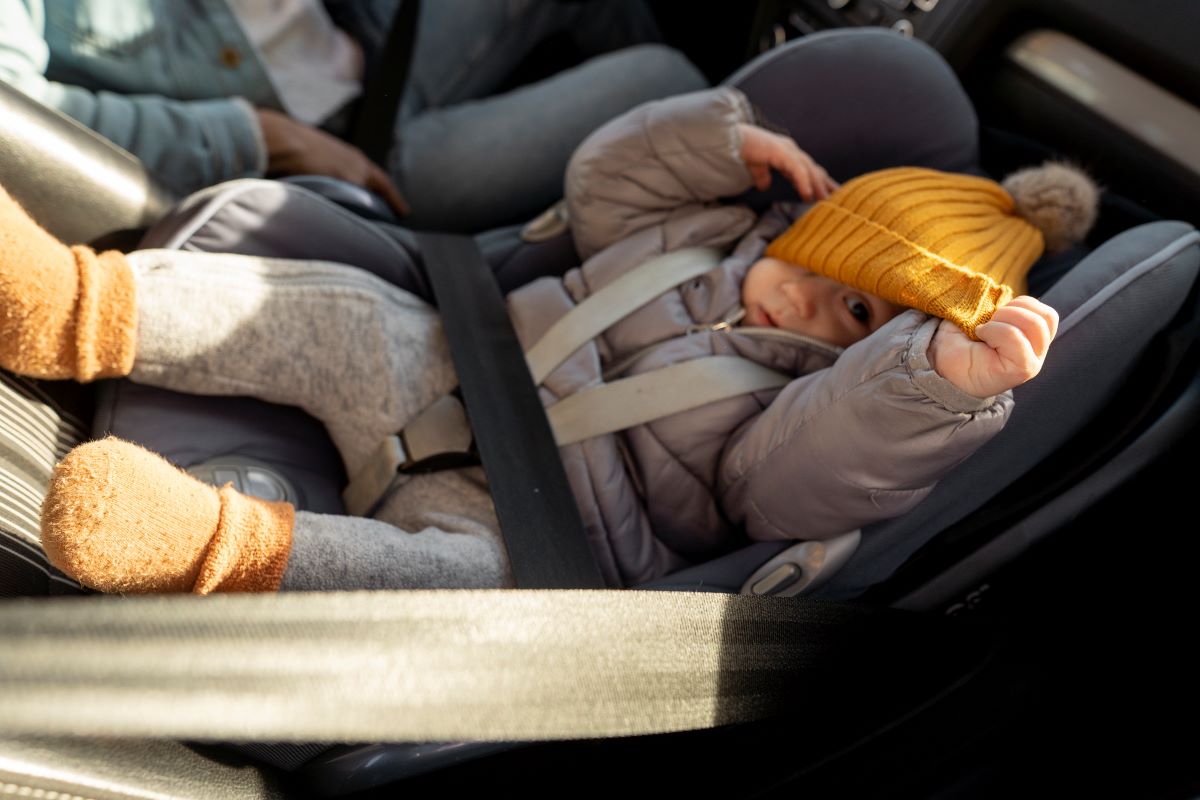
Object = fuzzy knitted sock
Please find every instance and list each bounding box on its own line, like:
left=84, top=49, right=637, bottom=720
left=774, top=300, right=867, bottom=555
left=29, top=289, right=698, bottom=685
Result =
left=41, top=438, right=295, bottom=594
left=0, top=186, right=137, bottom=381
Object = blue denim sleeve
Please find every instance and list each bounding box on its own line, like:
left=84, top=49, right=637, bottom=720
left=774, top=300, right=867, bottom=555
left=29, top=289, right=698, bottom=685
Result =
left=0, top=0, right=266, bottom=197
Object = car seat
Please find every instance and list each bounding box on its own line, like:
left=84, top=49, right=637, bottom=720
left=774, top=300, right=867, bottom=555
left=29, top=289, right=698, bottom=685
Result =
left=1, top=28, right=1198, bottom=788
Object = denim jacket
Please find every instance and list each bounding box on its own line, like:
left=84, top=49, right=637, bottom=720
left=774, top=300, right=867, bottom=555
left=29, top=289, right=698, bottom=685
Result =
left=0, top=0, right=291, bottom=196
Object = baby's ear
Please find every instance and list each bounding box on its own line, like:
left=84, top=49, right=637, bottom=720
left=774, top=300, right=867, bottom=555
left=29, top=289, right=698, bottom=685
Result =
left=1003, top=162, right=1100, bottom=253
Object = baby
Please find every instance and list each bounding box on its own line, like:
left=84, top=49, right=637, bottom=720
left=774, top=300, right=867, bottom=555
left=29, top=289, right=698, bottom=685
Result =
left=0, top=88, right=1094, bottom=594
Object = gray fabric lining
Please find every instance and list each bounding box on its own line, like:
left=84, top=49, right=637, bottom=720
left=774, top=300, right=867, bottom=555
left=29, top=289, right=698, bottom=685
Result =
left=147, top=179, right=411, bottom=262
left=894, top=373, right=1200, bottom=610
left=95, top=381, right=348, bottom=515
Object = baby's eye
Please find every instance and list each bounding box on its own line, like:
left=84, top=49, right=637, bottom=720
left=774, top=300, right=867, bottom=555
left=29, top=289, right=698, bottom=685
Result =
left=844, top=296, right=870, bottom=325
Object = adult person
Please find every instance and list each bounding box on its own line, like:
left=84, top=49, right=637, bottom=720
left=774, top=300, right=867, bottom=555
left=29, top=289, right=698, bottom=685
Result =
left=0, top=0, right=706, bottom=231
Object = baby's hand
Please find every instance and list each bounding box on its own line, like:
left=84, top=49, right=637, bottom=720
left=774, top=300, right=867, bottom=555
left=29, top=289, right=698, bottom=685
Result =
left=737, top=123, right=838, bottom=201
left=928, top=296, right=1059, bottom=399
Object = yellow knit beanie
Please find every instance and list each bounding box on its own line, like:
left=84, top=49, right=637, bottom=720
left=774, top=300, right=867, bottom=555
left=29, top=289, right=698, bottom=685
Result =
left=765, top=163, right=1098, bottom=338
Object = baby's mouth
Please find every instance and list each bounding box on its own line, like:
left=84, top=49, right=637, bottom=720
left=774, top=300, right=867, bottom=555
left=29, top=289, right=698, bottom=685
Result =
left=744, top=309, right=772, bottom=331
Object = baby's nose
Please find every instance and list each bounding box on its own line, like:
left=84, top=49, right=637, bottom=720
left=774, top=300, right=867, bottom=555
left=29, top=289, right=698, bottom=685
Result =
left=781, top=281, right=818, bottom=318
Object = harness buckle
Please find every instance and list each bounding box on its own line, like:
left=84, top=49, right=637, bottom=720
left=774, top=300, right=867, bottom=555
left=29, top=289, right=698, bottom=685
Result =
left=342, top=395, right=477, bottom=517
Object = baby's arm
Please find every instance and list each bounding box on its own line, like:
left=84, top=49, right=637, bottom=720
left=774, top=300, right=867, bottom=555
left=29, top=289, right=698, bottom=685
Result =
left=565, top=87, right=755, bottom=259
left=719, top=311, right=1013, bottom=541
left=565, top=88, right=834, bottom=261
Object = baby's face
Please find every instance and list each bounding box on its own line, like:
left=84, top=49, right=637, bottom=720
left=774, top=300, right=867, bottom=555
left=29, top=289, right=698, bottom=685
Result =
left=741, top=257, right=903, bottom=347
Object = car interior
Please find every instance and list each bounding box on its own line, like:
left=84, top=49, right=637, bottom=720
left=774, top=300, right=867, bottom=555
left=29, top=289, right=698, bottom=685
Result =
left=1, top=1, right=1198, bottom=797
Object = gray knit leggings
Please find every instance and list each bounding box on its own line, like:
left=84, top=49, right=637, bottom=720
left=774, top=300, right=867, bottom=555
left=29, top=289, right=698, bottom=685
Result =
left=126, top=249, right=513, bottom=591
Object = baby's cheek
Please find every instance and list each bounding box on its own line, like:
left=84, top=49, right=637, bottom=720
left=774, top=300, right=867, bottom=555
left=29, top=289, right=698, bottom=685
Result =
left=741, top=257, right=785, bottom=306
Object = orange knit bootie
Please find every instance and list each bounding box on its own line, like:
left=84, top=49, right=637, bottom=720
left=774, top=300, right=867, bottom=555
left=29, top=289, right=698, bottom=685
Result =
left=41, top=438, right=296, bottom=594
left=0, top=187, right=137, bottom=381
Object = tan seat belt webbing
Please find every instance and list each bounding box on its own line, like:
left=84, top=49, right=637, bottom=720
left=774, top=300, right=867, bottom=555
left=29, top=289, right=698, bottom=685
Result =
left=524, top=247, right=722, bottom=384
left=0, top=589, right=918, bottom=742
left=548, top=356, right=790, bottom=445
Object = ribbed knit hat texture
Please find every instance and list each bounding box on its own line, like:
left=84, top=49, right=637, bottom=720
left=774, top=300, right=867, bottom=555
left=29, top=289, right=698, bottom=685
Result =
left=765, top=164, right=1097, bottom=338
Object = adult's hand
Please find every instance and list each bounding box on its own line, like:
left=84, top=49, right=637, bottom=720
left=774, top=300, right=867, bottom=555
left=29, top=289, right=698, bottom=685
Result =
left=255, top=108, right=409, bottom=216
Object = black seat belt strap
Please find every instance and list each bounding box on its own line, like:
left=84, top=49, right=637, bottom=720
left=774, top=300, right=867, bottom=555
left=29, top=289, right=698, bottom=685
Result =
left=415, top=233, right=604, bottom=589
left=350, top=0, right=422, bottom=167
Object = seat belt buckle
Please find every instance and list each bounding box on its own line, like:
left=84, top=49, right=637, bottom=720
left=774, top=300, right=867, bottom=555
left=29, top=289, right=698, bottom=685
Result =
left=342, top=395, right=477, bottom=517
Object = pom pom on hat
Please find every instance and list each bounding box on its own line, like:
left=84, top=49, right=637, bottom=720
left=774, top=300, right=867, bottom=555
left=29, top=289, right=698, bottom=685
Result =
left=1003, top=162, right=1099, bottom=253
left=765, top=162, right=1099, bottom=338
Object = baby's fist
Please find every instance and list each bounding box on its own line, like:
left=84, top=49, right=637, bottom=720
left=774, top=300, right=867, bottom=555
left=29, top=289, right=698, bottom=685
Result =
left=929, top=296, right=1059, bottom=399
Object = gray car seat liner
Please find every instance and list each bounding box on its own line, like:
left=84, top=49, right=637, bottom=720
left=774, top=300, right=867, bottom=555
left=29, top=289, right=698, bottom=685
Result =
left=893, top=367, right=1200, bottom=611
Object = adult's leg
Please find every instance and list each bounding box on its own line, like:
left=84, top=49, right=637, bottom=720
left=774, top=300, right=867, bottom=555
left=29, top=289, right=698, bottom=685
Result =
left=396, top=45, right=707, bottom=231
left=399, top=0, right=662, bottom=117
left=330, top=0, right=694, bottom=229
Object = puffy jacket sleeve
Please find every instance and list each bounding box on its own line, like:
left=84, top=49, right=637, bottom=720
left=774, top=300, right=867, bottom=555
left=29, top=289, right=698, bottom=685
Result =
left=719, top=311, right=1014, bottom=541
left=565, top=86, right=758, bottom=260
left=0, top=0, right=266, bottom=197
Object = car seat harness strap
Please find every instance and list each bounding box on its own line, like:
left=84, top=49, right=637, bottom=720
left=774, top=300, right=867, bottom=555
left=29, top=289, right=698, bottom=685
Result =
left=341, top=393, right=478, bottom=519
left=547, top=356, right=789, bottom=445
left=524, top=246, right=723, bottom=383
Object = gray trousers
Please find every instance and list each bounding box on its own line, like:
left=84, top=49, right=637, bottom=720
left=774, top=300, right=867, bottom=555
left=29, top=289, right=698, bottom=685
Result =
left=126, top=249, right=514, bottom=591
left=329, top=0, right=707, bottom=231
